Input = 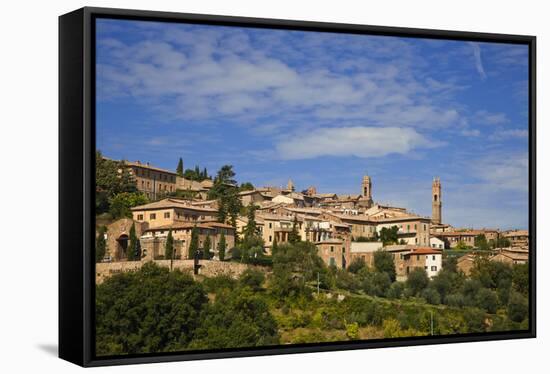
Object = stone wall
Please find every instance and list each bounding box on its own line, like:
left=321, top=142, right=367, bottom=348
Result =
left=95, top=259, right=254, bottom=284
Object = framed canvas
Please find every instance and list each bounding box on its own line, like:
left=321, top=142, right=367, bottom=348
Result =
left=59, top=6, right=536, bottom=367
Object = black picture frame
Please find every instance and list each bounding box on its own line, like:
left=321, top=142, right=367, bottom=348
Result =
left=59, top=6, right=537, bottom=367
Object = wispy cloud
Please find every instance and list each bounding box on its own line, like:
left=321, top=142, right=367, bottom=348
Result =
left=489, top=128, right=528, bottom=141
left=461, top=129, right=480, bottom=137
left=472, top=109, right=509, bottom=125
left=97, top=20, right=465, bottom=135
left=469, top=42, right=487, bottom=80
left=472, top=151, right=528, bottom=192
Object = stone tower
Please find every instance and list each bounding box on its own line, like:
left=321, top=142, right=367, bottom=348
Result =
left=361, top=175, right=372, bottom=201
left=287, top=178, right=295, bottom=192
left=432, top=177, right=442, bottom=225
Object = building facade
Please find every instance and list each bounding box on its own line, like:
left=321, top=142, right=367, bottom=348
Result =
left=124, top=160, right=177, bottom=200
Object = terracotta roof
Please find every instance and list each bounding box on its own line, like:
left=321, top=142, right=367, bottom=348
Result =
left=131, top=198, right=217, bottom=212
left=284, top=207, right=324, bottom=215
left=433, top=231, right=479, bottom=237
left=313, top=193, right=338, bottom=199
left=491, top=251, right=529, bottom=261
left=337, top=194, right=362, bottom=200
left=124, top=160, right=176, bottom=175
left=286, top=192, right=305, bottom=200
left=256, top=212, right=297, bottom=221
left=457, top=254, right=476, bottom=263
left=330, top=213, right=375, bottom=223
left=144, top=221, right=235, bottom=232
left=503, top=230, right=529, bottom=237
left=315, top=239, right=344, bottom=244
left=238, top=189, right=263, bottom=196
left=372, top=215, right=430, bottom=223
left=410, top=247, right=443, bottom=255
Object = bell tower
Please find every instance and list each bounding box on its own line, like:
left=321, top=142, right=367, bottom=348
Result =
left=361, top=175, right=372, bottom=200
left=432, top=177, right=442, bottom=225
left=287, top=178, right=295, bottom=192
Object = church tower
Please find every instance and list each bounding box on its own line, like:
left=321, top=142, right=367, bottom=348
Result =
left=432, top=177, right=442, bottom=225
left=287, top=178, right=295, bottom=192
left=361, top=175, right=372, bottom=201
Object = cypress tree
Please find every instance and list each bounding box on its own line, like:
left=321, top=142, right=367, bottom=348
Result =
left=176, top=158, right=184, bottom=177
left=203, top=235, right=212, bottom=259
left=165, top=229, right=174, bottom=259
left=95, top=226, right=107, bottom=263
left=289, top=215, right=300, bottom=243
left=244, top=205, right=258, bottom=239
left=189, top=225, right=199, bottom=259
left=127, top=223, right=138, bottom=261
left=217, top=232, right=226, bottom=261
left=271, top=237, right=278, bottom=256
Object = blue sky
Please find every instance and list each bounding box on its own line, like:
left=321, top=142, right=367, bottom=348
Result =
left=96, top=18, right=529, bottom=230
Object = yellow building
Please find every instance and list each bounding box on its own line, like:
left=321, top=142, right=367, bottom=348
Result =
left=140, top=221, right=235, bottom=260
left=131, top=198, right=218, bottom=229
left=124, top=160, right=177, bottom=200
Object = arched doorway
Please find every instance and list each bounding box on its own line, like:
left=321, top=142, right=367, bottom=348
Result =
left=116, top=234, right=129, bottom=260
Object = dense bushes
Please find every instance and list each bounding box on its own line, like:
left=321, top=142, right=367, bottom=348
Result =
left=96, top=262, right=208, bottom=355
left=96, top=263, right=278, bottom=356
left=96, top=245, right=530, bottom=356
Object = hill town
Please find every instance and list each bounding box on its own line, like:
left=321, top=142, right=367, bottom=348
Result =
left=95, top=153, right=529, bottom=282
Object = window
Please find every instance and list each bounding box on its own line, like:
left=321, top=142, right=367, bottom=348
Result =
left=164, top=212, right=170, bottom=219
left=150, top=213, right=156, bottom=220
left=432, top=255, right=436, bottom=260
left=342, top=247, right=346, bottom=253
left=416, top=255, right=420, bottom=260
left=407, top=224, right=410, bottom=232
left=414, top=224, right=417, bottom=230
left=329, top=257, right=336, bottom=267
left=269, top=223, right=272, bottom=229
left=424, top=266, right=428, bottom=270
left=330, top=246, right=334, bottom=252
left=269, top=235, right=272, bottom=242
left=137, top=214, right=143, bottom=220
left=431, top=266, right=437, bottom=271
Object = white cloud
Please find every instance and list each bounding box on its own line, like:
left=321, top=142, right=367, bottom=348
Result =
left=489, top=129, right=528, bottom=141
left=275, top=126, right=439, bottom=160
left=472, top=152, right=529, bottom=192
left=461, top=129, right=480, bottom=137
left=472, top=109, right=509, bottom=125
left=97, top=22, right=465, bottom=131
left=469, top=42, right=487, bottom=80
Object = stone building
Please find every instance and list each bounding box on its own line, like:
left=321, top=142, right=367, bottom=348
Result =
left=502, top=230, right=529, bottom=247
left=103, top=218, right=149, bottom=261
left=432, top=230, right=477, bottom=248
left=374, top=215, right=431, bottom=247
left=140, top=221, right=235, bottom=260
left=401, top=247, right=443, bottom=279
left=131, top=198, right=218, bottom=229
left=349, top=242, right=384, bottom=266
left=124, top=160, right=177, bottom=200
left=315, top=238, right=351, bottom=269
